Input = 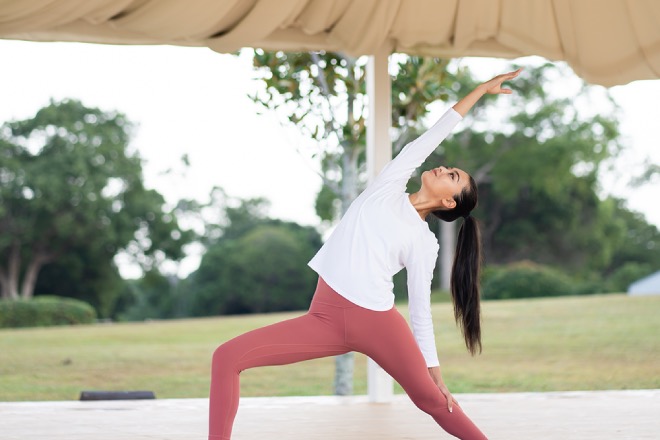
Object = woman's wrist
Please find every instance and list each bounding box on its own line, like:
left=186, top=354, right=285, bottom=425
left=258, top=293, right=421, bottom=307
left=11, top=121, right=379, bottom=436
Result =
left=474, top=83, right=489, bottom=95
left=428, top=366, right=443, bottom=385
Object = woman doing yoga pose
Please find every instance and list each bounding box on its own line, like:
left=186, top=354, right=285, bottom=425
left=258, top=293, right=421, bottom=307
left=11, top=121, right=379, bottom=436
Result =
left=209, top=68, right=522, bottom=440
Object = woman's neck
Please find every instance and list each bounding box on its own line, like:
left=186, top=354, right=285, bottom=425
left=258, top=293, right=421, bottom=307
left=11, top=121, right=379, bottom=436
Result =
left=408, top=192, right=435, bottom=220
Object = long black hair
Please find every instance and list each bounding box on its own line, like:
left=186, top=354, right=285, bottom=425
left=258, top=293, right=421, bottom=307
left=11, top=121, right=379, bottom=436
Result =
left=432, top=175, right=482, bottom=355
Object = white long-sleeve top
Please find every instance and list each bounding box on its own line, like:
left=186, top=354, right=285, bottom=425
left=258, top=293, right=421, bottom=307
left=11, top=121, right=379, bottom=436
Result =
left=308, top=107, right=463, bottom=367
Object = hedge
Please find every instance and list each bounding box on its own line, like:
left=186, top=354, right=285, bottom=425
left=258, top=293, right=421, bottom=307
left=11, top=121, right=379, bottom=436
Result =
left=482, top=261, right=577, bottom=300
left=0, top=295, right=97, bottom=328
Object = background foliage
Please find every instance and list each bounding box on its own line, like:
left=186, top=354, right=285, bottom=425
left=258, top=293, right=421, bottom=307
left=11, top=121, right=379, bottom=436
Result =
left=0, top=99, right=191, bottom=316
left=403, top=62, right=660, bottom=291
left=482, top=261, right=581, bottom=300
left=183, top=197, right=323, bottom=316
left=0, top=295, right=96, bottom=328
left=1, top=57, right=659, bottom=328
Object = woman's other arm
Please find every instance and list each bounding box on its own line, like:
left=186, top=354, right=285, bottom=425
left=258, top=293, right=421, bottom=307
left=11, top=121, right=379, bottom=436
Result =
left=428, top=365, right=459, bottom=412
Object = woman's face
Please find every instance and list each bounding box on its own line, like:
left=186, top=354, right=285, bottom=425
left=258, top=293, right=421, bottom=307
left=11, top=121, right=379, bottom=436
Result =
left=420, top=166, right=471, bottom=209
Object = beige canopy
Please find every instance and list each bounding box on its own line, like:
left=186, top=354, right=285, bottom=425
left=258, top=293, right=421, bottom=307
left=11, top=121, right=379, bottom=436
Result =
left=1, top=0, right=658, bottom=87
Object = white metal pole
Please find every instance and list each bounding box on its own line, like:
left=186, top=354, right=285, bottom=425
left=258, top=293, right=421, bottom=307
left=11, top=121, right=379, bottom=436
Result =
left=366, top=45, right=393, bottom=184
left=366, top=41, right=394, bottom=403
left=440, top=221, right=454, bottom=290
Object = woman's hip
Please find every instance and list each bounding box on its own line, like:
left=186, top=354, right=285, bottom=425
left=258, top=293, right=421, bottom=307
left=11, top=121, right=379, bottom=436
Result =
left=309, top=276, right=360, bottom=311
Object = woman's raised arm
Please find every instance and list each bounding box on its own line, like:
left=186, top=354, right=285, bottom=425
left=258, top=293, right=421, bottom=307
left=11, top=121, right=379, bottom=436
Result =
left=452, top=68, right=522, bottom=117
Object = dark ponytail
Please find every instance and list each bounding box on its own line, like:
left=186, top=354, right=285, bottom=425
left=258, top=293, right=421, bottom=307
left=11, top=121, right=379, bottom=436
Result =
left=451, top=215, right=482, bottom=355
left=432, top=175, right=482, bottom=355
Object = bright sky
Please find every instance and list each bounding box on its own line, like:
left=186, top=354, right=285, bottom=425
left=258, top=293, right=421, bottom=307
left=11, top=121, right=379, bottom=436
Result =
left=2, top=40, right=659, bottom=277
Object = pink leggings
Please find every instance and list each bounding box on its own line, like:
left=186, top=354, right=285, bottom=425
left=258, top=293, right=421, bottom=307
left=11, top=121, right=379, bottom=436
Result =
left=209, top=277, right=487, bottom=439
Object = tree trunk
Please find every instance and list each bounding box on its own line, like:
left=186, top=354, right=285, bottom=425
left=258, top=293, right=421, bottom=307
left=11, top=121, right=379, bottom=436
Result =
left=5, top=242, right=21, bottom=300
left=20, top=252, right=51, bottom=299
left=0, top=269, right=10, bottom=299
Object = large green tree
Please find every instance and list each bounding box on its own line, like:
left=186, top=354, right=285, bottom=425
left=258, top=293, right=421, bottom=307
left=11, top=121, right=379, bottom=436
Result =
left=419, top=63, right=649, bottom=275
left=185, top=196, right=322, bottom=316
left=405, top=62, right=660, bottom=288
left=0, top=99, right=191, bottom=315
left=250, top=51, right=452, bottom=221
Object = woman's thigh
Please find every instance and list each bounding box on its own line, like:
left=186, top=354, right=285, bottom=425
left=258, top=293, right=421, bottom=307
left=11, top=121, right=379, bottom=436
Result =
left=344, top=306, right=436, bottom=394
left=215, top=306, right=351, bottom=372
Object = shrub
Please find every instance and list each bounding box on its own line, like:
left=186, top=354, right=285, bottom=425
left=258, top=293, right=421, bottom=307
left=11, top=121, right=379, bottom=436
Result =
left=0, top=295, right=97, bottom=328
left=572, top=278, right=608, bottom=295
left=482, top=261, right=577, bottom=300
left=606, top=262, right=654, bottom=293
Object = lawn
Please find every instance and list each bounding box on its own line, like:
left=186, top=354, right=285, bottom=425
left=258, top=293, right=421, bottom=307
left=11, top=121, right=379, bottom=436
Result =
left=1, top=293, right=658, bottom=401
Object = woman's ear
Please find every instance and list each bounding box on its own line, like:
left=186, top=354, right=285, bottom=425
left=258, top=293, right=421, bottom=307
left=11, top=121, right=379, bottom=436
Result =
left=440, top=197, right=457, bottom=210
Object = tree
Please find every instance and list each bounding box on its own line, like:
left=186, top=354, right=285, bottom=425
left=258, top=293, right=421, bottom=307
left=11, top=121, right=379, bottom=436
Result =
left=409, top=62, right=660, bottom=288
left=599, top=198, right=660, bottom=291
left=418, top=63, right=617, bottom=268
left=248, top=49, right=454, bottom=394
left=33, top=242, right=127, bottom=318
left=250, top=51, right=452, bottom=221
left=0, top=99, right=191, bottom=315
left=185, top=197, right=322, bottom=316
left=114, top=269, right=179, bottom=321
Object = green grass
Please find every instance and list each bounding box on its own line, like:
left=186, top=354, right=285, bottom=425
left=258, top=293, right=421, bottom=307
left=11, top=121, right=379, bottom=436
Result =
left=1, top=293, right=658, bottom=401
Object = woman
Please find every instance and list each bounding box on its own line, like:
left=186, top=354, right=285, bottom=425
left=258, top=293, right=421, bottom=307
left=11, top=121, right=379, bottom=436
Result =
left=209, top=68, right=521, bottom=440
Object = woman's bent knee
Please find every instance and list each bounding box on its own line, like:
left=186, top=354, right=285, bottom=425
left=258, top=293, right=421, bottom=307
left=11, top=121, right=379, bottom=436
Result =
left=211, top=342, right=239, bottom=374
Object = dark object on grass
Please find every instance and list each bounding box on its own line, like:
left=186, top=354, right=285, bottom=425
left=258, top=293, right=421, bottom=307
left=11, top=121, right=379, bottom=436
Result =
left=80, top=391, right=156, bottom=401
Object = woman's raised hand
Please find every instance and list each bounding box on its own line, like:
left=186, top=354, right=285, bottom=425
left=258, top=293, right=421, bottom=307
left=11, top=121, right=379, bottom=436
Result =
left=452, top=68, right=522, bottom=116
left=481, top=68, right=522, bottom=95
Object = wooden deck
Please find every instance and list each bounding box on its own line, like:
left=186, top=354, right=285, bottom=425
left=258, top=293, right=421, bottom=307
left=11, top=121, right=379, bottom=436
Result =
left=1, top=390, right=658, bottom=439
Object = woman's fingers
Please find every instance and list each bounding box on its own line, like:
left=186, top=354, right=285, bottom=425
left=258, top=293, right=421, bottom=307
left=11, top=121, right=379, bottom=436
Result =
left=507, top=68, right=523, bottom=78
left=439, top=386, right=454, bottom=412
left=485, top=68, right=521, bottom=94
